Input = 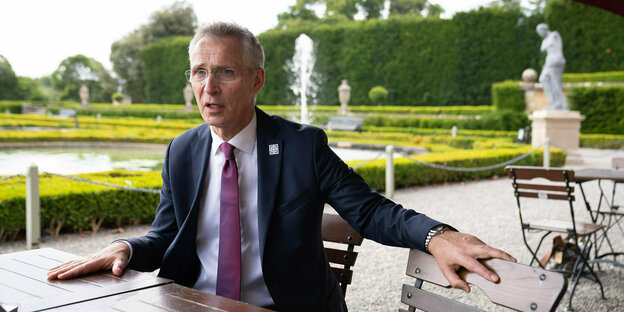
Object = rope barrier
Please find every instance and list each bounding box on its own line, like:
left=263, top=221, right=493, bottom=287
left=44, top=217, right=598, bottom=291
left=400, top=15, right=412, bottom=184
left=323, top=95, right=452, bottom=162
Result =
left=351, top=152, right=385, bottom=169
left=0, top=174, right=23, bottom=183
left=44, top=172, right=160, bottom=194
left=397, top=143, right=544, bottom=172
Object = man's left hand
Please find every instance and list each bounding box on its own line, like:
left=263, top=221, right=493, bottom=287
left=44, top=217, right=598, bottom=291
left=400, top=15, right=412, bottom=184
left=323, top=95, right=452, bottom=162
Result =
left=427, top=230, right=517, bottom=292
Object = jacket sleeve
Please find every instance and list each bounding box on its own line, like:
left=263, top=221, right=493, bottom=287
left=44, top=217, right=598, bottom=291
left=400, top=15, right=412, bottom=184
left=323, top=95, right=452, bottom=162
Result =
left=124, top=141, right=180, bottom=271
left=312, top=129, right=445, bottom=251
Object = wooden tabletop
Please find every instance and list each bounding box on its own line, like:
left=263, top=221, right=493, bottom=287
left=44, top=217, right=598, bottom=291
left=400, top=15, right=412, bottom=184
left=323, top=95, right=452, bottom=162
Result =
left=0, top=248, right=273, bottom=312
left=0, top=248, right=171, bottom=312
left=574, top=168, right=624, bottom=183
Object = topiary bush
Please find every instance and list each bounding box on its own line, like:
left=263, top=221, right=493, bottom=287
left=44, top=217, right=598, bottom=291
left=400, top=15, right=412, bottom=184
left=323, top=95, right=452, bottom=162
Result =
left=492, top=80, right=524, bottom=112
left=368, top=86, right=389, bottom=105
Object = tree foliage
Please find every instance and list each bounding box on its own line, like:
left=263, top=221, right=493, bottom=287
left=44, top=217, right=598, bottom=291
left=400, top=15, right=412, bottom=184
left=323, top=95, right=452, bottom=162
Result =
left=0, top=55, right=18, bottom=100
left=110, top=1, right=197, bottom=103
left=51, top=54, right=116, bottom=103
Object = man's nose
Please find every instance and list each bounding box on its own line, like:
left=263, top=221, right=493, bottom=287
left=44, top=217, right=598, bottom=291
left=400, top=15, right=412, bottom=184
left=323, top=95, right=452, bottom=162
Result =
left=202, top=75, right=219, bottom=94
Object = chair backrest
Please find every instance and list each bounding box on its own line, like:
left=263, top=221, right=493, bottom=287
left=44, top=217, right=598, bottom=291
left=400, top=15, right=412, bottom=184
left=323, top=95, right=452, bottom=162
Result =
left=613, top=157, right=624, bottom=170
left=321, top=213, right=364, bottom=296
left=400, top=249, right=568, bottom=312
left=505, top=166, right=575, bottom=202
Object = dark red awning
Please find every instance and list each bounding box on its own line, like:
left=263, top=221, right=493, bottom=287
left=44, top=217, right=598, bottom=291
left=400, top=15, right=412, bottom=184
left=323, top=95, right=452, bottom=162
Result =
left=571, top=0, right=624, bottom=17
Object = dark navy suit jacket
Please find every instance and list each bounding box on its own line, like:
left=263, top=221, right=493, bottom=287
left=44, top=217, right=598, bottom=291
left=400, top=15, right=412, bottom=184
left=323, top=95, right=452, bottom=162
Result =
left=125, top=107, right=442, bottom=311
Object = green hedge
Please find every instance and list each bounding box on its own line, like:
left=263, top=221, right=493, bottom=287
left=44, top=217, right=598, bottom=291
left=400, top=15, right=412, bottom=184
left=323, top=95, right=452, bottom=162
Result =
left=492, top=81, right=525, bottom=112
left=361, top=110, right=529, bottom=131
left=0, top=171, right=161, bottom=242
left=568, top=86, right=624, bottom=134
left=141, top=36, right=192, bottom=104
left=545, top=0, right=624, bottom=73
left=563, top=72, right=624, bottom=83
left=256, top=11, right=541, bottom=107
left=347, top=146, right=566, bottom=191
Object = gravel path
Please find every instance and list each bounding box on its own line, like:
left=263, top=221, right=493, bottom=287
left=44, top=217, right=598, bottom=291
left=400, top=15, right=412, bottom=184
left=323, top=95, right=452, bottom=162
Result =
left=1, top=148, right=623, bottom=311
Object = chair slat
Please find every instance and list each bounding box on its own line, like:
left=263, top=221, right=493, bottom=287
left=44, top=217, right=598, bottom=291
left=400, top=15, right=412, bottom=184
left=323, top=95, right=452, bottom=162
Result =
left=401, top=284, right=483, bottom=312
left=405, top=249, right=567, bottom=312
left=506, top=166, right=575, bottom=182
left=322, top=213, right=364, bottom=245
left=530, top=219, right=604, bottom=236
left=324, top=247, right=358, bottom=266
left=517, top=191, right=574, bottom=201
left=515, top=183, right=573, bottom=193
left=330, top=267, right=353, bottom=285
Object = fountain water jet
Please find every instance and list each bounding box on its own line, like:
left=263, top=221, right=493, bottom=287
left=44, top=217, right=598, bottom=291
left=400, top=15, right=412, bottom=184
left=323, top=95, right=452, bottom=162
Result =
left=291, top=34, right=315, bottom=124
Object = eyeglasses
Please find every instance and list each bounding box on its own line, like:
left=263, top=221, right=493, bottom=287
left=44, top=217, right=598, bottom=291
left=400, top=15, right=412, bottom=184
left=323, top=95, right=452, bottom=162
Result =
left=184, top=68, right=238, bottom=84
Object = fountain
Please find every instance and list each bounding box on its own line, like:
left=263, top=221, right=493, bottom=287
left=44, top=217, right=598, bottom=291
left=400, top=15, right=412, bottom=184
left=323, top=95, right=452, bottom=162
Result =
left=291, top=34, right=316, bottom=124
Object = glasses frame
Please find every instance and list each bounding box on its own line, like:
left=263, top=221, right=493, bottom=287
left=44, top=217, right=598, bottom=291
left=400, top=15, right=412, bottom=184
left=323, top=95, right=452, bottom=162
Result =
left=184, top=68, right=239, bottom=84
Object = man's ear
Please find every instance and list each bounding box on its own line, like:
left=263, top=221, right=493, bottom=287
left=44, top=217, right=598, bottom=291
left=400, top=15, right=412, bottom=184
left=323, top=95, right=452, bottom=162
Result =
left=252, top=67, right=265, bottom=94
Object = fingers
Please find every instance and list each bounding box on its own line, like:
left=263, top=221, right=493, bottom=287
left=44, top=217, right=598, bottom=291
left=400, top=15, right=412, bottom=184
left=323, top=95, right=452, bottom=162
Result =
left=47, top=243, right=130, bottom=280
left=112, top=258, right=128, bottom=276
left=439, top=264, right=470, bottom=293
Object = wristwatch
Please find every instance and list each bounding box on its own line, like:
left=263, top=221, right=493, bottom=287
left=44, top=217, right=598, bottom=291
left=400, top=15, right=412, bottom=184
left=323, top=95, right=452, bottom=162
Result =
left=424, top=225, right=448, bottom=252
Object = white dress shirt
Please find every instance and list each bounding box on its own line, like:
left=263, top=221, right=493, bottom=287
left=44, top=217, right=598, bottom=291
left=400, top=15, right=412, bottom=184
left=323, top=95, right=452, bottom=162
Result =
left=193, top=113, right=274, bottom=306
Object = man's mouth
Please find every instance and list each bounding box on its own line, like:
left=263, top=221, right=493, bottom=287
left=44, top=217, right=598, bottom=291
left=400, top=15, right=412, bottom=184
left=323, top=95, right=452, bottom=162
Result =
left=205, top=103, right=221, bottom=109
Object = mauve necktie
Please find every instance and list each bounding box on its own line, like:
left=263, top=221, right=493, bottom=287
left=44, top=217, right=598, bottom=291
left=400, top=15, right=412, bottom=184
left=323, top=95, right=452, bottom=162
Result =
left=216, top=142, right=241, bottom=300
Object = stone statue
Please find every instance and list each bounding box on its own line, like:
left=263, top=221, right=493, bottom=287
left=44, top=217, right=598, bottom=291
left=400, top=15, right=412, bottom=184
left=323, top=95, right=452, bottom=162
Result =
left=183, top=83, right=193, bottom=108
left=337, top=79, right=351, bottom=114
left=79, top=84, right=89, bottom=107
left=536, top=23, right=568, bottom=110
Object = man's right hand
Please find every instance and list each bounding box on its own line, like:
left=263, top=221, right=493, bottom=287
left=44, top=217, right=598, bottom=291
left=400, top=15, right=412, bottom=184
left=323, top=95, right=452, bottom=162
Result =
left=47, top=242, right=130, bottom=280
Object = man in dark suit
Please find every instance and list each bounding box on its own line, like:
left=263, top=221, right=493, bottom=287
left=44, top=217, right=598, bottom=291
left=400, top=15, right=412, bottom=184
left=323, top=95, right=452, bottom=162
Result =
left=48, top=22, right=515, bottom=311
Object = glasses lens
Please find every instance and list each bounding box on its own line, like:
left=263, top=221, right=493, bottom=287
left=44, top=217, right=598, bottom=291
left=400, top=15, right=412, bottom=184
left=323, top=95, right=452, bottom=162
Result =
left=184, top=70, right=191, bottom=82
left=217, top=68, right=237, bottom=81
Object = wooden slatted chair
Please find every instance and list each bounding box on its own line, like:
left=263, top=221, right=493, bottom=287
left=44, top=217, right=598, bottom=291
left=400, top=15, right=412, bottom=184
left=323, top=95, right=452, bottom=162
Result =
left=505, top=165, right=605, bottom=311
left=321, top=213, right=364, bottom=297
left=399, top=248, right=568, bottom=312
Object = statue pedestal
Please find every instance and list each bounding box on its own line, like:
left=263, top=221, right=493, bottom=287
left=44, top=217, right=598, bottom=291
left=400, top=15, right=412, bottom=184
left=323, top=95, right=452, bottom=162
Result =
left=529, top=110, right=585, bottom=164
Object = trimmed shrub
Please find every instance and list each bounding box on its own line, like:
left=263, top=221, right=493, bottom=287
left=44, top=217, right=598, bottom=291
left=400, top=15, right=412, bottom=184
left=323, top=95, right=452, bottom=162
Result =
left=368, top=86, right=389, bottom=105
left=568, top=86, right=624, bottom=134
left=492, top=81, right=524, bottom=112
left=141, top=36, right=191, bottom=104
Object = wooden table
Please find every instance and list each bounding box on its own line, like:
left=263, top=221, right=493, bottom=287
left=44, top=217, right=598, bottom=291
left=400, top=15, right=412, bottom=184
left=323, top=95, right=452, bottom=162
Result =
left=0, top=248, right=273, bottom=312
left=575, top=168, right=624, bottom=268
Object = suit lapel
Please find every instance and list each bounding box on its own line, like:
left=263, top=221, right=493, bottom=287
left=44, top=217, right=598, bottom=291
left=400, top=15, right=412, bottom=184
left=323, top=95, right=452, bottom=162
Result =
left=256, top=108, right=282, bottom=261
left=188, top=123, right=212, bottom=233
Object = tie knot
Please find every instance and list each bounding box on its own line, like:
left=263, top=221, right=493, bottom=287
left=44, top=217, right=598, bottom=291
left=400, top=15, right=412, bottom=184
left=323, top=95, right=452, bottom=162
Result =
left=220, top=142, right=235, bottom=160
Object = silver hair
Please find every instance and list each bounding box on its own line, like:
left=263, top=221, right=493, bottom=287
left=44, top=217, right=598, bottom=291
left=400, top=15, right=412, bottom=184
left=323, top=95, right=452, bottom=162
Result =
left=188, top=22, right=264, bottom=70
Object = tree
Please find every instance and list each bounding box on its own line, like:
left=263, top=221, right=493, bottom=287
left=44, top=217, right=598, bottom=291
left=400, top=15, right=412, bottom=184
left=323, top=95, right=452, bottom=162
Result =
left=426, top=3, right=444, bottom=17
left=17, top=76, right=48, bottom=101
left=110, top=1, right=197, bottom=103
left=325, top=0, right=359, bottom=19
left=0, top=55, right=18, bottom=100
left=389, top=0, right=428, bottom=16
left=277, top=0, right=319, bottom=26
left=359, top=0, right=385, bottom=19
left=51, top=54, right=116, bottom=102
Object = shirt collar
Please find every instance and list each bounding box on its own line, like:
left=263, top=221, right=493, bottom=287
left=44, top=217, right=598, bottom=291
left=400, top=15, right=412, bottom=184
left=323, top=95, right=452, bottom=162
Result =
left=210, top=111, right=257, bottom=156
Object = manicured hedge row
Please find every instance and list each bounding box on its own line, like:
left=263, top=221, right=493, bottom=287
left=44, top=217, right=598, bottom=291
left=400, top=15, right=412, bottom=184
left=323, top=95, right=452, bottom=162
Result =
left=0, top=171, right=161, bottom=242
left=0, top=147, right=564, bottom=241
left=347, top=146, right=566, bottom=191
left=492, top=81, right=525, bottom=112
left=360, top=110, right=529, bottom=131
left=568, top=86, right=624, bottom=135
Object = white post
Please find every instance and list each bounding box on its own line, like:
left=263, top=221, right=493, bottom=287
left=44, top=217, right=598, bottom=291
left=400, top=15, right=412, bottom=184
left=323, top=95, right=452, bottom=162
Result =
left=26, top=164, right=41, bottom=249
left=452, top=125, right=457, bottom=138
left=385, top=145, right=395, bottom=199
left=543, top=138, right=550, bottom=168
